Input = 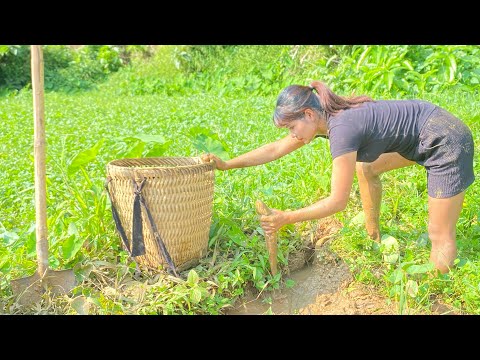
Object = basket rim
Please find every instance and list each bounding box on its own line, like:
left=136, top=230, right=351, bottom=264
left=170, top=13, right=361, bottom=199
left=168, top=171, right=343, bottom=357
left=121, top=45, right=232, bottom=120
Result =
left=106, top=156, right=215, bottom=171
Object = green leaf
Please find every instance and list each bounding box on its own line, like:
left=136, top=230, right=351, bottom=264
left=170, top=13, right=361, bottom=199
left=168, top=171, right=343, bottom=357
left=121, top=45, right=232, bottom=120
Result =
left=262, top=69, right=273, bottom=80
left=402, top=60, right=414, bottom=71
left=192, top=134, right=230, bottom=160
left=390, top=284, right=402, bottom=297
left=448, top=54, right=457, bottom=82
left=389, top=268, right=404, bottom=284
left=381, top=234, right=399, bottom=264
left=0, top=256, right=10, bottom=272
left=68, top=138, right=104, bottom=175
left=400, top=261, right=416, bottom=271
left=62, top=234, right=87, bottom=260
left=0, top=230, right=19, bottom=246
left=416, top=233, right=429, bottom=248
left=49, top=256, right=60, bottom=268
left=261, top=187, right=274, bottom=196
left=190, top=288, right=202, bottom=303
left=188, top=126, right=220, bottom=140
left=144, top=141, right=172, bottom=157
left=285, top=279, right=295, bottom=288
left=223, top=219, right=247, bottom=245
left=326, top=55, right=338, bottom=68
left=262, top=296, right=272, bottom=305
left=356, top=46, right=371, bottom=71
left=253, top=267, right=264, bottom=281
left=405, top=280, right=418, bottom=298
left=70, top=296, right=89, bottom=315
left=406, top=262, right=435, bottom=275
left=263, top=307, right=274, bottom=315
left=187, top=269, right=199, bottom=285
left=124, top=141, right=145, bottom=158
left=0, top=45, right=9, bottom=55
left=208, top=233, right=220, bottom=248
left=25, top=226, right=36, bottom=257
left=349, top=211, right=364, bottom=226
left=387, top=71, right=394, bottom=90
left=67, top=222, right=79, bottom=236
left=74, top=263, right=93, bottom=281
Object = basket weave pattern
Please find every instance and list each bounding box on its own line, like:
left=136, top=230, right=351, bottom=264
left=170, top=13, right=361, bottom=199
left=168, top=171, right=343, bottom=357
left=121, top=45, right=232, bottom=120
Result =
left=106, top=157, right=215, bottom=271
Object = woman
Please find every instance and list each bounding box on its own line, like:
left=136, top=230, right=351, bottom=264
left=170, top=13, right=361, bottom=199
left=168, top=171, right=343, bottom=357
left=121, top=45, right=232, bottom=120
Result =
left=201, top=81, right=475, bottom=274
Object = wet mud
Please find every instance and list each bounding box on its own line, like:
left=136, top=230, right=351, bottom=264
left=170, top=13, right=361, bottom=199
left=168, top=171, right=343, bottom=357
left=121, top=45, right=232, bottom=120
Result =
left=226, top=217, right=458, bottom=315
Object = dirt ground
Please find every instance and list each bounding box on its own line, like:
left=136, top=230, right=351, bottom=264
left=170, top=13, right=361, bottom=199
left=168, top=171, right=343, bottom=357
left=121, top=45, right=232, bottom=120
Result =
left=227, top=217, right=459, bottom=315
left=297, top=281, right=397, bottom=315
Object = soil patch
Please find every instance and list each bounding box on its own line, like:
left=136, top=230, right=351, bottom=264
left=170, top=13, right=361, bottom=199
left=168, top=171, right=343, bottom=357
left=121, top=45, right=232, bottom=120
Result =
left=226, top=217, right=458, bottom=315
left=226, top=242, right=397, bottom=315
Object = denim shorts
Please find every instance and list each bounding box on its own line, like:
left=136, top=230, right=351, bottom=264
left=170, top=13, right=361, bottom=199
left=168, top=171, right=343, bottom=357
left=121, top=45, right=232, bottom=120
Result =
left=416, top=106, right=475, bottom=198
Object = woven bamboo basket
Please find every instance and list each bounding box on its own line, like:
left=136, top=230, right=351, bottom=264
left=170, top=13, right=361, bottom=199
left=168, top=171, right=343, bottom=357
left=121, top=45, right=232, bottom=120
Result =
left=105, top=157, right=215, bottom=272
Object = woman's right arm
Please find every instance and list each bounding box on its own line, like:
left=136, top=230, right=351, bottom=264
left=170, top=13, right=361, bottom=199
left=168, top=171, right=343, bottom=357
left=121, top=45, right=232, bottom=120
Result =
left=201, top=134, right=305, bottom=170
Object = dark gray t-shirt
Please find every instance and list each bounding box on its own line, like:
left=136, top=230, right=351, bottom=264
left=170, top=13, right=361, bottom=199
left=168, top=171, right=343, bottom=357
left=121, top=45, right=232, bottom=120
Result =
left=327, top=100, right=437, bottom=162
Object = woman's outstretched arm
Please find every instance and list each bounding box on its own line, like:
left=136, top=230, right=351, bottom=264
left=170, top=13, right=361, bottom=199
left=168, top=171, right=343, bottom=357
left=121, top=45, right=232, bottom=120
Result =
left=201, top=134, right=305, bottom=170
left=260, top=151, right=357, bottom=234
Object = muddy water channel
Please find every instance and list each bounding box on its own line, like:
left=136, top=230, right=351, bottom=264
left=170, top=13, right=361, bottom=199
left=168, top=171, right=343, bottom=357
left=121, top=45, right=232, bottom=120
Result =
left=226, top=245, right=354, bottom=315
left=226, top=216, right=403, bottom=315
left=226, top=226, right=456, bottom=315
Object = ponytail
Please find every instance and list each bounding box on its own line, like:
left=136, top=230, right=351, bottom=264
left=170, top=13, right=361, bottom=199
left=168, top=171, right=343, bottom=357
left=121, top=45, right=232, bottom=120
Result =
left=309, top=81, right=373, bottom=117
left=273, top=81, right=373, bottom=126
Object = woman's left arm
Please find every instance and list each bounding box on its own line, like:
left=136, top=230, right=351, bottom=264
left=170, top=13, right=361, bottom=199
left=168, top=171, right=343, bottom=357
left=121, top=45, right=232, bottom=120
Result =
left=260, top=151, right=357, bottom=234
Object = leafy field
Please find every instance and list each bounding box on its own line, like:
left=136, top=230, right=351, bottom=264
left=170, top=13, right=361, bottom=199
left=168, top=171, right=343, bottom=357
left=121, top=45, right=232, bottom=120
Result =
left=1, top=45, right=479, bottom=314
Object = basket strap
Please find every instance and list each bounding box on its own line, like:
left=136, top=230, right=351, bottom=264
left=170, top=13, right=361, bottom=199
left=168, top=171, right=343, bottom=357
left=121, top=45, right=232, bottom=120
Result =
left=131, top=179, right=147, bottom=257
left=104, top=177, right=132, bottom=256
left=134, top=178, right=179, bottom=277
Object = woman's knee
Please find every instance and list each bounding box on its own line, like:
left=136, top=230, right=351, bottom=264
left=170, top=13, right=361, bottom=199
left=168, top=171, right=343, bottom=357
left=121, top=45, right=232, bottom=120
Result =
left=356, top=162, right=376, bottom=179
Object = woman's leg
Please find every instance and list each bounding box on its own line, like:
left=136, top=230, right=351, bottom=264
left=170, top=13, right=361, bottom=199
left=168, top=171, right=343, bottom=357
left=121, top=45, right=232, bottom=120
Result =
left=355, top=153, right=416, bottom=241
left=428, top=191, right=465, bottom=274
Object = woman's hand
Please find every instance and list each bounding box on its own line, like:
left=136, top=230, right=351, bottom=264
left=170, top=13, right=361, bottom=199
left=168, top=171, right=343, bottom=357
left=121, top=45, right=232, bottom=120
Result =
left=201, top=153, right=229, bottom=170
left=259, top=208, right=289, bottom=236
